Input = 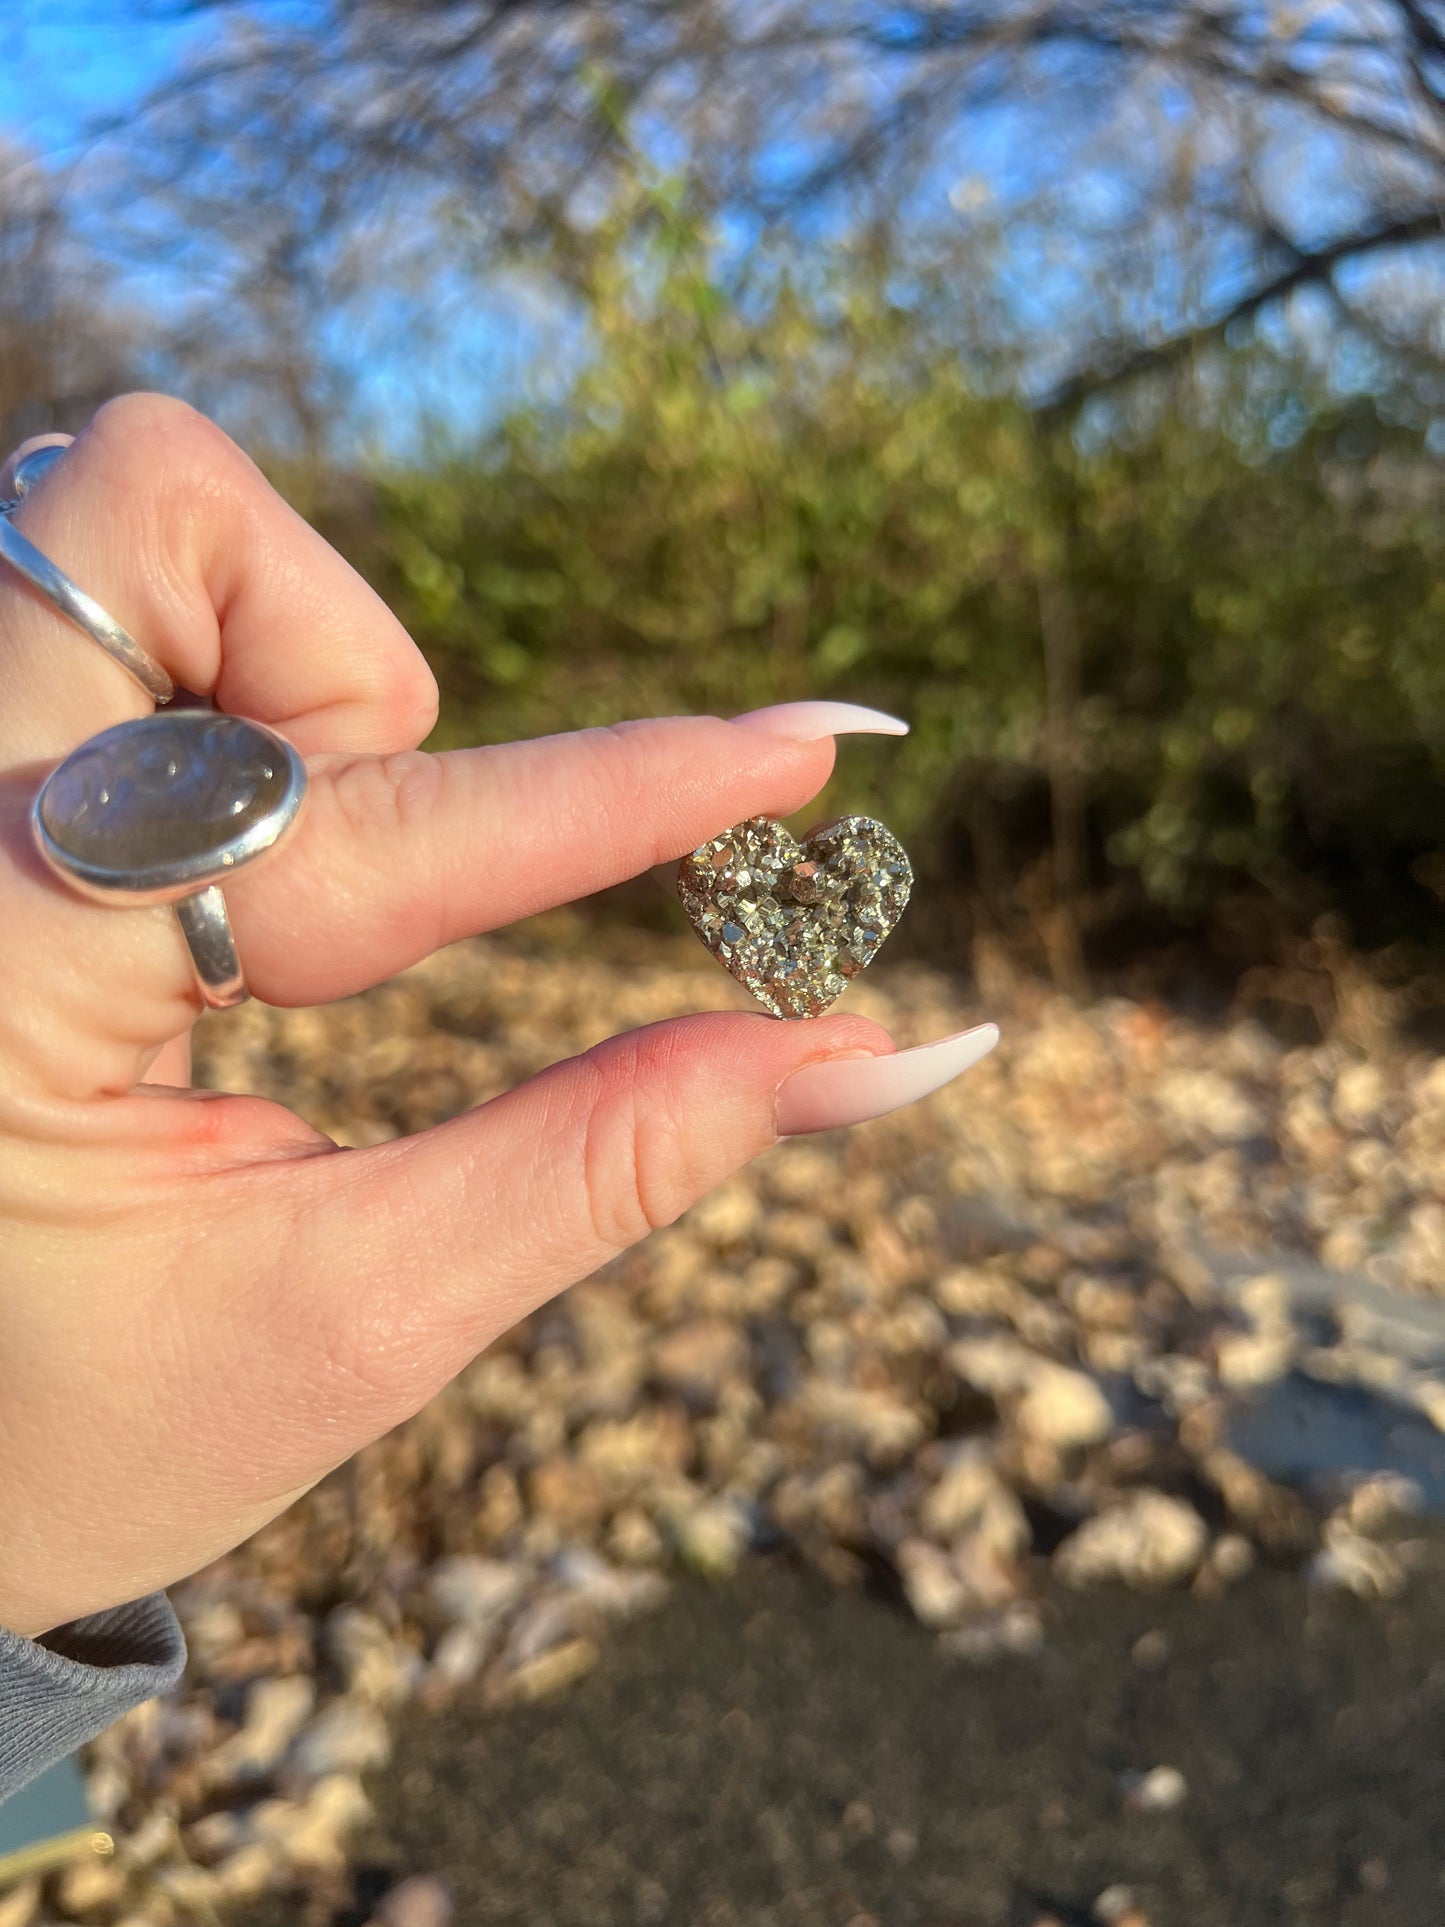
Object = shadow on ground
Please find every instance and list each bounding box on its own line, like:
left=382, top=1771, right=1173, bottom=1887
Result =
left=239, top=1549, right=1445, bottom=1927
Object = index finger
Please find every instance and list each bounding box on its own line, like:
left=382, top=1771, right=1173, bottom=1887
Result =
left=223, top=703, right=908, bottom=1006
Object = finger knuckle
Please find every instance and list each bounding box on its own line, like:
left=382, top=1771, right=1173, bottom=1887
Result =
left=327, top=748, right=446, bottom=844
left=89, top=392, right=232, bottom=480
left=571, top=722, right=684, bottom=866
left=84, top=394, right=252, bottom=559
left=323, top=750, right=449, bottom=949
left=311, top=1292, right=431, bottom=1420
left=579, top=1027, right=705, bottom=1253
left=293, top=1174, right=460, bottom=1423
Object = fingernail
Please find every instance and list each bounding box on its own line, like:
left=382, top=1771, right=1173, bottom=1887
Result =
left=730, top=701, right=908, bottom=741
left=774, top=1023, right=999, bottom=1136
left=9, top=441, right=69, bottom=500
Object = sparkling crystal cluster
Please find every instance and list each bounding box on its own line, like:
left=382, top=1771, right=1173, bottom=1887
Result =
left=677, top=815, right=913, bottom=1018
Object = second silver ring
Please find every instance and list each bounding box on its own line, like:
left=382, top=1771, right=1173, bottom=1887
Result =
left=0, top=443, right=175, bottom=704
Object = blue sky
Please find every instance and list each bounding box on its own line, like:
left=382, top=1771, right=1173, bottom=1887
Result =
left=0, top=6, right=196, bottom=157
left=0, top=4, right=563, bottom=452
left=0, top=3, right=1424, bottom=456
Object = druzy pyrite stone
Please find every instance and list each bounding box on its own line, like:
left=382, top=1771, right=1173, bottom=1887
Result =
left=677, top=815, right=913, bottom=1018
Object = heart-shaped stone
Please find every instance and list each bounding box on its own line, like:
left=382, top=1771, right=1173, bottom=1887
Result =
left=677, top=814, right=913, bottom=1018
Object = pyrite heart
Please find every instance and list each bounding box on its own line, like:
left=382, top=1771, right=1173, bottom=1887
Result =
left=677, top=815, right=913, bottom=1018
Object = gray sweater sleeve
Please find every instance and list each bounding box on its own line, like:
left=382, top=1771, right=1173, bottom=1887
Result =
left=0, top=1595, right=187, bottom=1806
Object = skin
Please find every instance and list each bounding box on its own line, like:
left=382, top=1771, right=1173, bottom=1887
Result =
left=0, top=394, right=899, bottom=1639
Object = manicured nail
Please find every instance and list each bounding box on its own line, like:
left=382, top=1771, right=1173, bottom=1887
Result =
left=730, top=701, right=909, bottom=741
left=774, top=1023, right=1000, bottom=1136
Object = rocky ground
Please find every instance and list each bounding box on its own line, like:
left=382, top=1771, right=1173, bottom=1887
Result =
left=7, top=920, right=1445, bottom=1927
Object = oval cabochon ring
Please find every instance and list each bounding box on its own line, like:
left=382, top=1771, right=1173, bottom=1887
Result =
left=31, top=710, right=308, bottom=1009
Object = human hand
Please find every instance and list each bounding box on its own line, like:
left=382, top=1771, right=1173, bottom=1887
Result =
left=0, top=396, right=996, bottom=1638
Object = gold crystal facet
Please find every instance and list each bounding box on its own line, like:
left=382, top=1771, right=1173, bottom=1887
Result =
left=677, top=815, right=913, bottom=1018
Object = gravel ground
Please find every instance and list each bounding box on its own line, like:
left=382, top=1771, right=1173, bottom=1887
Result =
left=249, top=1549, right=1445, bottom=1927
left=13, top=924, right=1443, bottom=1927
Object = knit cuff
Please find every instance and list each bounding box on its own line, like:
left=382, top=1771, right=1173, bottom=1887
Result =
left=0, top=1594, right=187, bottom=1806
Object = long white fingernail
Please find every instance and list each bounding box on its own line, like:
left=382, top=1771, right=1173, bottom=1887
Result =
left=774, top=1023, right=999, bottom=1136
left=730, top=701, right=908, bottom=741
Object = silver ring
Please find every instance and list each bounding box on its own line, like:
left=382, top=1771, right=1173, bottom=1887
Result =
left=31, top=710, right=307, bottom=1009
left=0, top=446, right=175, bottom=705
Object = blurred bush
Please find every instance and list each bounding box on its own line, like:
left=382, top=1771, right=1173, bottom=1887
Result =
left=309, top=174, right=1443, bottom=962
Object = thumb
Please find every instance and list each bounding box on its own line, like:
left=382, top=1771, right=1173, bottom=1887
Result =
left=246, top=1010, right=997, bottom=1445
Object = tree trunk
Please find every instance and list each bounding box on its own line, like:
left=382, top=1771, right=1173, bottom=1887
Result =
left=1036, top=572, right=1090, bottom=999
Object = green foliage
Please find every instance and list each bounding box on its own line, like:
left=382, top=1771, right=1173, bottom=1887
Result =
left=328, top=172, right=1445, bottom=939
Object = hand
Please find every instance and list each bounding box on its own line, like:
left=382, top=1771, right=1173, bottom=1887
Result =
left=0, top=395, right=996, bottom=1638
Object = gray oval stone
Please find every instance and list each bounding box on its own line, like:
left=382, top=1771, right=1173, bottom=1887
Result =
left=36, top=710, right=305, bottom=898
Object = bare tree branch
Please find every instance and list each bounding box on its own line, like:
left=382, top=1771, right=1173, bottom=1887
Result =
left=38, top=0, right=1445, bottom=435
left=1040, top=207, right=1445, bottom=414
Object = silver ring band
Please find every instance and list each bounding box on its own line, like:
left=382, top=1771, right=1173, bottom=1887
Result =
left=0, top=448, right=175, bottom=705
left=173, top=886, right=248, bottom=1008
